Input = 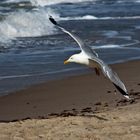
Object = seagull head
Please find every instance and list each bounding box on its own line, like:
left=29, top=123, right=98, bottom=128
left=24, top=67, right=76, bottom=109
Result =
left=64, top=53, right=87, bottom=65
left=64, top=54, right=80, bottom=64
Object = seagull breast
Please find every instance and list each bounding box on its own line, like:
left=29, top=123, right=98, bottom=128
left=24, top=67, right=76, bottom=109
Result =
left=74, top=53, right=98, bottom=69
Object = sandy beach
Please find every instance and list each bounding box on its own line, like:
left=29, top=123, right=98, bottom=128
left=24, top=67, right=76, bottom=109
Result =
left=0, top=102, right=140, bottom=140
left=0, top=60, right=140, bottom=139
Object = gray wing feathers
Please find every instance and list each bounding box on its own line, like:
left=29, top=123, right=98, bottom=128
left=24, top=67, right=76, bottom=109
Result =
left=49, top=16, right=98, bottom=57
left=60, top=26, right=98, bottom=57
left=93, top=58, right=129, bottom=99
left=57, top=26, right=84, bottom=49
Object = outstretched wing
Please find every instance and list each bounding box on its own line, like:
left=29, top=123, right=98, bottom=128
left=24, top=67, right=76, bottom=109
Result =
left=90, top=57, right=130, bottom=99
left=49, top=16, right=98, bottom=58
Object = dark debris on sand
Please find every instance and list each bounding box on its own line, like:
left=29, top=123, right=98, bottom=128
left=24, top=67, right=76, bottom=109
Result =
left=115, top=91, right=140, bottom=107
left=1, top=92, right=139, bottom=123
left=46, top=91, right=140, bottom=119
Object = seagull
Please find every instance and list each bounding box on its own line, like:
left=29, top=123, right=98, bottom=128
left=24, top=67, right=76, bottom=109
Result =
left=49, top=16, right=130, bottom=99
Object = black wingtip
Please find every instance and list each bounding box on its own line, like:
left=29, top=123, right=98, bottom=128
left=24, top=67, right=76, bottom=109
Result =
left=49, top=16, right=57, bottom=25
left=113, top=83, right=129, bottom=99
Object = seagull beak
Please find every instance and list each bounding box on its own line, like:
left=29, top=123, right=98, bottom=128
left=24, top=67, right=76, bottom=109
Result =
left=64, top=60, right=69, bottom=64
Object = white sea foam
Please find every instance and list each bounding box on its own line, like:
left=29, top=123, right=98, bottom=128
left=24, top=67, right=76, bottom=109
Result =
left=61, top=15, right=98, bottom=21
left=3, top=0, right=28, bottom=3
left=29, top=0, right=140, bottom=7
left=30, top=0, right=94, bottom=6
left=60, top=15, right=105, bottom=21
left=135, top=25, right=140, bottom=29
left=1, top=0, right=140, bottom=45
left=93, top=41, right=140, bottom=50
left=1, top=11, right=140, bottom=45
left=0, top=67, right=82, bottom=80
left=61, top=15, right=140, bottom=21
left=0, top=8, right=59, bottom=44
left=102, top=31, right=118, bottom=38
left=132, top=0, right=140, bottom=3
left=94, top=44, right=121, bottom=49
left=0, top=74, right=31, bottom=80
left=4, top=0, right=140, bottom=5
left=117, top=0, right=140, bottom=3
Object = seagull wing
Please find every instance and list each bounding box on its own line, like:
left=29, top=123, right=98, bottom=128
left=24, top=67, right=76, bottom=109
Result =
left=89, top=57, right=130, bottom=99
left=49, top=16, right=98, bottom=57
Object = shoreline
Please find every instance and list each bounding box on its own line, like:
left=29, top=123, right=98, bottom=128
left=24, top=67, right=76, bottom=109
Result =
left=1, top=57, right=140, bottom=97
left=0, top=60, right=139, bottom=122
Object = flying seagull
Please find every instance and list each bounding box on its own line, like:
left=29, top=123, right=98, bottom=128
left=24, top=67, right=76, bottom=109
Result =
left=49, top=16, right=130, bottom=99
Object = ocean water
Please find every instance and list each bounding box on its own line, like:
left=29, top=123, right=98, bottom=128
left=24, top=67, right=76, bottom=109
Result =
left=0, top=0, right=140, bottom=95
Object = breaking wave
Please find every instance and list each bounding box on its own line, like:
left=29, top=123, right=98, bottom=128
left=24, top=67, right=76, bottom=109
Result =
left=3, top=0, right=140, bottom=5
left=0, top=8, right=59, bottom=45
left=1, top=0, right=140, bottom=46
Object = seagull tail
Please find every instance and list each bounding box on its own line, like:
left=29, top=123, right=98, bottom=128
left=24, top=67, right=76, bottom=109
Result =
left=113, top=83, right=130, bottom=99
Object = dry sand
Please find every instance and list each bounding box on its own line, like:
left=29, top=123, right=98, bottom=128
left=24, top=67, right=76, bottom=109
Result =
left=0, top=102, right=140, bottom=140
left=0, top=60, right=140, bottom=139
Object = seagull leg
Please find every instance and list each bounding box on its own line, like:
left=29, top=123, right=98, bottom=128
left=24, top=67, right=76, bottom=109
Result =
left=94, top=67, right=100, bottom=76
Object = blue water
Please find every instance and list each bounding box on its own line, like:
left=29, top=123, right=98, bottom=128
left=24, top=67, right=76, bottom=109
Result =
left=0, top=0, right=140, bottom=95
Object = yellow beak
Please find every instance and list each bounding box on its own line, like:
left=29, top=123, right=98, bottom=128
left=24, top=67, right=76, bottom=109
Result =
left=64, top=60, right=69, bottom=64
